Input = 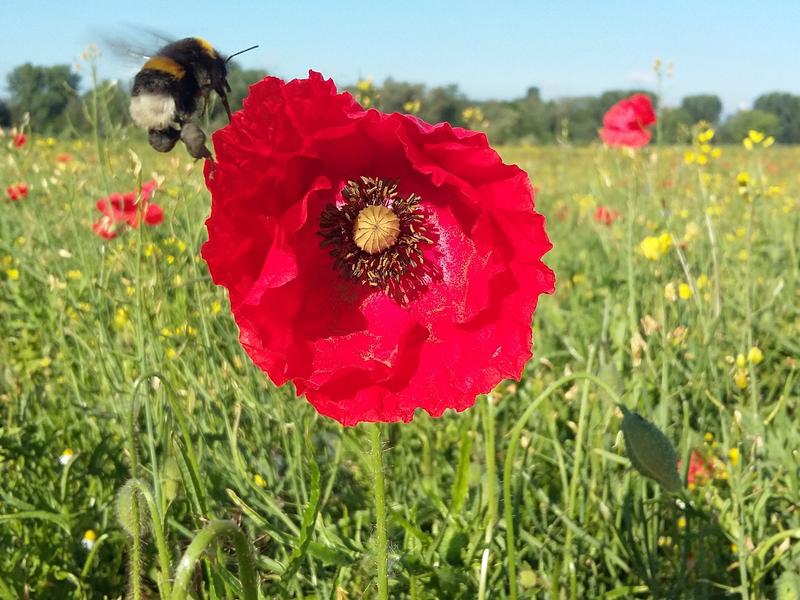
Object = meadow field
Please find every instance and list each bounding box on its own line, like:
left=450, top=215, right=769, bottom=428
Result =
left=1, top=126, right=799, bottom=599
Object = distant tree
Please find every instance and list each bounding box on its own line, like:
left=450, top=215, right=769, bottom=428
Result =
left=481, top=101, right=521, bottom=144
left=418, top=84, right=465, bottom=126
left=681, top=95, right=723, bottom=125
left=378, top=78, right=425, bottom=113
left=515, top=86, right=551, bottom=143
left=550, top=96, right=598, bottom=143
left=719, top=109, right=780, bottom=143
left=659, top=107, right=694, bottom=143
left=0, top=98, right=11, bottom=127
left=753, top=92, right=800, bottom=143
left=6, top=63, right=80, bottom=133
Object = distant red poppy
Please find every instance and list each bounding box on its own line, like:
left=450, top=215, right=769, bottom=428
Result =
left=5, top=183, right=29, bottom=201
left=599, top=94, right=656, bottom=148
left=12, top=133, right=27, bottom=148
left=681, top=450, right=712, bottom=488
left=593, top=206, right=619, bottom=225
left=92, top=180, right=163, bottom=239
left=203, top=72, right=555, bottom=425
left=56, top=153, right=73, bottom=163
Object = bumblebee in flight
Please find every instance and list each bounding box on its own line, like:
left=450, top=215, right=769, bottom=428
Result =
left=129, top=37, right=256, bottom=159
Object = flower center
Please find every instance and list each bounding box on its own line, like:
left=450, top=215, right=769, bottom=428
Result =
left=353, top=205, right=400, bottom=254
left=319, top=177, right=439, bottom=304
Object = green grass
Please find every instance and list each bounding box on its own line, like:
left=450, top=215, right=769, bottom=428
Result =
left=1, top=128, right=799, bottom=599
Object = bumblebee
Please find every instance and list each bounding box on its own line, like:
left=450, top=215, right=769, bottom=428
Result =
left=129, top=37, right=256, bottom=159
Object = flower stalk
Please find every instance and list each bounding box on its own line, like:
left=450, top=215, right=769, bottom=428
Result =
left=369, top=423, right=389, bottom=600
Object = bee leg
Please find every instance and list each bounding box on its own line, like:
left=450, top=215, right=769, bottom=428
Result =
left=220, top=93, right=233, bottom=122
left=148, top=128, right=180, bottom=153
left=180, top=122, right=213, bottom=160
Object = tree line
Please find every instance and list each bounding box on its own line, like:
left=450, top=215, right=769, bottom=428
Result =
left=2, top=62, right=799, bottom=144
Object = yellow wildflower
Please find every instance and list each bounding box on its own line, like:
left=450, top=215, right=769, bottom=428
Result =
left=743, top=138, right=754, bottom=150
left=696, top=154, right=708, bottom=165
left=763, top=136, right=775, bottom=148
left=677, top=517, right=686, bottom=530
left=734, top=369, right=748, bottom=389
left=684, top=151, right=696, bottom=165
left=678, top=283, right=692, bottom=300
left=113, top=308, right=129, bottom=328
left=82, top=529, right=97, bottom=550
left=254, top=474, right=267, bottom=488
left=211, top=300, right=222, bottom=315
left=66, top=270, right=82, bottom=280
left=664, top=282, right=677, bottom=302
left=735, top=353, right=746, bottom=368
left=728, top=448, right=740, bottom=466
left=747, top=346, right=763, bottom=365
left=696, top=274, right=709, bottom=289
left=59, top=448, right=74, bottom=465
left=683, top=222, right=701, bottom=242
left=6, top=268, right=19, bottom=280
left=737, top=171, right=749, bottom=187
left=165, top=348, right=178, bottom=360
left=748, top=130, right=765, bottom=144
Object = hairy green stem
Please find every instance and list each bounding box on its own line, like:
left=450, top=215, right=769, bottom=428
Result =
left=478, top=395, right=497, bottom=600
left=127, top=479, right=173, bottom=598
left=369, top=423, right=389, bottom=600
left=170, top=520, right=258, bottom=600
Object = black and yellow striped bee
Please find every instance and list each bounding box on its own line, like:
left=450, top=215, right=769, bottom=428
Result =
left=129, top=37, right=256, bottom=160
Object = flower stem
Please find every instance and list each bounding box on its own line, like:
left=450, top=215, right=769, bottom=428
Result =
left=369, top=423, right=389, bottom=600
left=170, top=520, right=258, bottom=600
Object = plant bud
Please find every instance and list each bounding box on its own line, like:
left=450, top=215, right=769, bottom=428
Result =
left=620, top=405, right=682, bottom=493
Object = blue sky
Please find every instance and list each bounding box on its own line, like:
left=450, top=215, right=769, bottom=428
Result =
left=3, top=0, right=799, bottom=114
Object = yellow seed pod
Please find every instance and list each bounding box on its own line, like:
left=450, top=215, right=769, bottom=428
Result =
left=620, top=405, right=682, bottom=493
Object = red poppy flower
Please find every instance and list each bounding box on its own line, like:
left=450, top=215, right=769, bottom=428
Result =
left=92, top=180, right=163, bottom=238
left=5, top=183, right=29, bottom=201
left=56, top=153, right=73, bottom=163
left=202, top=72, right=555, bottom=425
left=12, top=133, right=27, bottom=148
left=680, top=450, right=713, bottom=488
left=593, top=206, right=619, bottom=225
left=599, top=94, right=656, bottom=148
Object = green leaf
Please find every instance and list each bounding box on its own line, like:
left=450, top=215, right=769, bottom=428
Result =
left=281, top=447, right=321, bottom=582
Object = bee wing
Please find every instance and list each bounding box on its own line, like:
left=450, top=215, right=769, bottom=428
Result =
left=96, top=26, right=176, bottom=67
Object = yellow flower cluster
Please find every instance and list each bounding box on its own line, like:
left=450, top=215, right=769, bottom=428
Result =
left=684, top=126, right=721, bottom=165
left=462, top=106, right=488, bottom=130
left=639, top=233, right=672, bottom=260
left=742, top=129, right=775, bottom=150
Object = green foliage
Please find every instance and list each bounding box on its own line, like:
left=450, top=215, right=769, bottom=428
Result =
left=377, top=78, right=425, bottom=113
left=0, top=98, right=11, bottom=127
left=681, top=94, right=723, bottom=125
left=4, top=57, right=800, bottom=146
left=660, top=107, right=694, bottom=143
left=719, top=109, right=780, bottom=143
left=753, top=92, right=800, bottom=143
left=3, top=131, right=800, bottom=598
left=6, top=63, right=80, bottom=133
left=417, top=84, right=466, bottom=127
